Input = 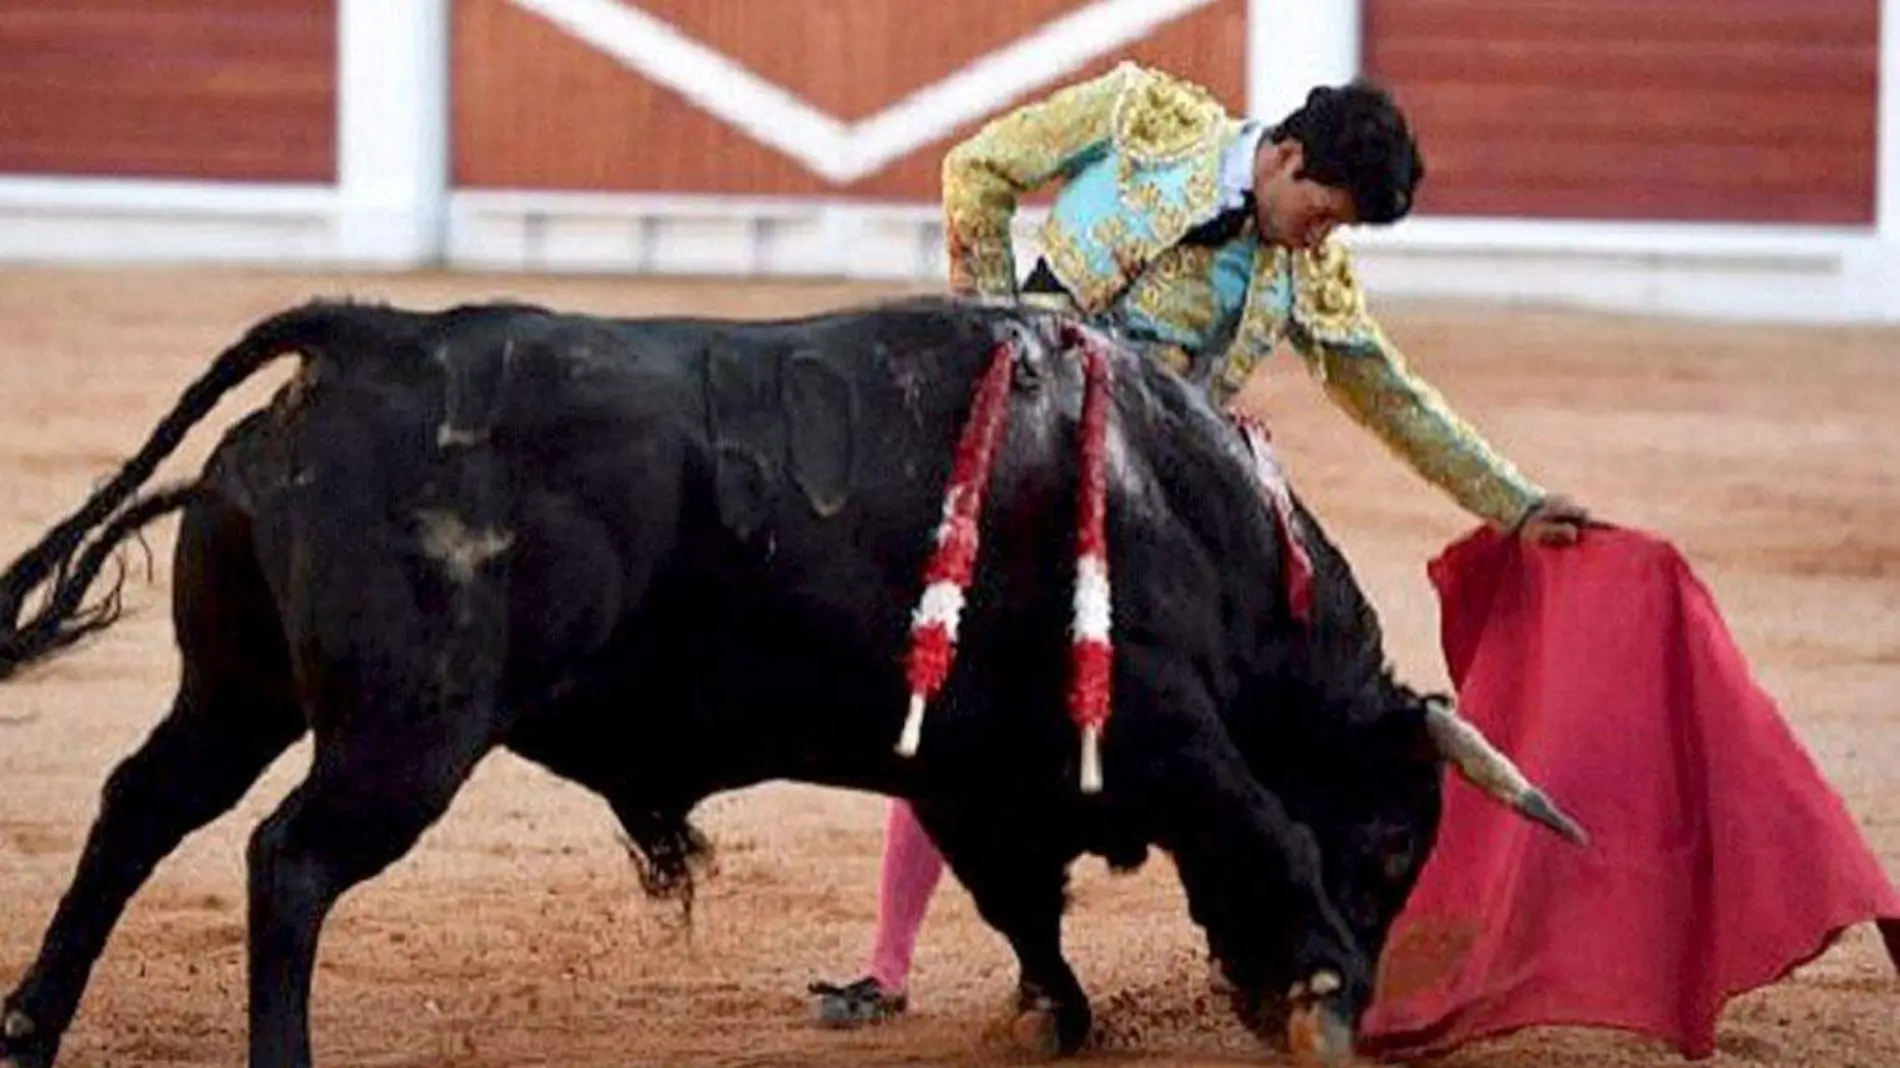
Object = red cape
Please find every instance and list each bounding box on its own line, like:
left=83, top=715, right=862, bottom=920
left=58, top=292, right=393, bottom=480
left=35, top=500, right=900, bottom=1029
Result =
left=1359, top=525, right=1900, bottom=1060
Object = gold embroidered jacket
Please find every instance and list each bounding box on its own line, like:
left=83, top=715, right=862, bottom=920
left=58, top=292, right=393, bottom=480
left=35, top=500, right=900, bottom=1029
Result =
left=939, top=62, right=1546, bottom=529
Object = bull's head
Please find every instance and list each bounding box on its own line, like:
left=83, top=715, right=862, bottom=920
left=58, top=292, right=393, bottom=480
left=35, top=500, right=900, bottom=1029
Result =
left=1257, top=685, right=1448, bottom=966
left=1234, top=678, right=1585, bottom=1041
left=1324, top=686, right=1583, bottom=952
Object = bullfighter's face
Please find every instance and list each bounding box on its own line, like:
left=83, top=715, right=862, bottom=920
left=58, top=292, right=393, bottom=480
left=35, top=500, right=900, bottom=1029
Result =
left=1251, top=137, right=1359, bottom=251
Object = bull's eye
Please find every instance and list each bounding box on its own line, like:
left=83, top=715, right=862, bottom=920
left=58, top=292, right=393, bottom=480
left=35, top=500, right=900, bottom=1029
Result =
left=1381, top=850, right=1413, bottom=881
left=1378, top=835, right=1416, bottom=881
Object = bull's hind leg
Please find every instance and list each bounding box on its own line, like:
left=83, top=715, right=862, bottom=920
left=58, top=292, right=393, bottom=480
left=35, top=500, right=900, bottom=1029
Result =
left=1, top=501, right=306, bottom=1068
left=244, top=510, right=510, bottom=1068
left=244, top=717, right=492, bottom=1068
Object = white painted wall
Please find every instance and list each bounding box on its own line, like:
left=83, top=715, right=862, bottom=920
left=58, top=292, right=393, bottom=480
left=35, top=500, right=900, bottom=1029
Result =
left=0, top=1, right=447, bottom=269
left=0, top=0, right=1896, bottom=325
left=506, top=0, right=1222, bottom=186
left=335, top=0, right=450, bottom=266
left=1246, top=0, right=1362, bottom=124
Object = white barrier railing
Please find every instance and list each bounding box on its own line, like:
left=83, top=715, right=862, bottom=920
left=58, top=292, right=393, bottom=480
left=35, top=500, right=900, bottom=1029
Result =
left=0, top=0, right=1896, bottom=325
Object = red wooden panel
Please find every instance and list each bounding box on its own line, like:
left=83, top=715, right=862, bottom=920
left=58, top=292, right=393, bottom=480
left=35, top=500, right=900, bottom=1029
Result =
left=635, top=0, right=1099, bottom=121
left=1369, top=0, right=1873, bottom=48
left=0, top=1, right=338, bottom=183
left=453, top=0, right=1247, bottom=199
left=1363, top=0, right=1877, bottom=223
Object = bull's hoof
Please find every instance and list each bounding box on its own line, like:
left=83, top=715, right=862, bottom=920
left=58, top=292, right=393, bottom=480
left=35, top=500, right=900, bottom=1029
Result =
left=1006, top=985, right=1090, bottom=1058
left=1007, top=1005, right=1063, bottom=1057
left=1286, top=1005, right=1354, bottom=1064
left=0, top=1007, right=54, bottom=1068
left=1284, top=973, right=1356, bottom=1065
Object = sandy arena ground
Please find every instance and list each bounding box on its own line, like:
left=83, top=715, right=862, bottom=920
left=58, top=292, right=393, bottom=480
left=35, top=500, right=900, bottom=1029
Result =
left=0, top=268, right=1895, bottom=1067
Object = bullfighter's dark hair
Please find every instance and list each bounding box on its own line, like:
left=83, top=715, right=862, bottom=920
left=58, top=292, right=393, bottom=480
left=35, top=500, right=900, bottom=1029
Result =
left=1270, top=79, right=1425, bottom=225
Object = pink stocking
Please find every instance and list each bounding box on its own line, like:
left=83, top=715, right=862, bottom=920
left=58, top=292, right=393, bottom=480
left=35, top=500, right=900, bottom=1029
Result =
left=867, top=799, right=945, bottom=993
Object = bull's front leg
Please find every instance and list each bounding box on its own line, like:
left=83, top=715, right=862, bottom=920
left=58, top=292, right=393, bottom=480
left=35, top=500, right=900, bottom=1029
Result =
left=1164, top=759, right=1366, bottom=1061
left=917, top=803, right=1091, bottom=1056
left=1112, top=650, right=1366, bottom=1063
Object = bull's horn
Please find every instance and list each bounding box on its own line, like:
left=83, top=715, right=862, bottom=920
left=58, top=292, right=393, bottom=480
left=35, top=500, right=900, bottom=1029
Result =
left=1424, top=699, right=1589, bottom=845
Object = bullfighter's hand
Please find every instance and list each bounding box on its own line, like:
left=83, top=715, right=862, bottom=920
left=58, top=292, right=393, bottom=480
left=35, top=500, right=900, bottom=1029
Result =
left=1517, top=493, right=1590, bottom=547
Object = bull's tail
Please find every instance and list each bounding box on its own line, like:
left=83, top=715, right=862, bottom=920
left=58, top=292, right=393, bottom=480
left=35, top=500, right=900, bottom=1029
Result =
left=0, top=301, right=350, bottom=681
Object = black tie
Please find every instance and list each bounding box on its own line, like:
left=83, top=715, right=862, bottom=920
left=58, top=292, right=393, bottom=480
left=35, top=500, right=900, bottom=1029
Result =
left=1018, top=191, right=1255, bottom=299
left=1180, top=192, right=1255, bottom=247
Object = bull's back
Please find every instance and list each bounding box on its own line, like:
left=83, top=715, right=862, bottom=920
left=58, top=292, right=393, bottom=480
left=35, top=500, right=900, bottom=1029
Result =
left=478, top=300, right=1062, bottom=784
left=213, top=297, right=1073, bottom=717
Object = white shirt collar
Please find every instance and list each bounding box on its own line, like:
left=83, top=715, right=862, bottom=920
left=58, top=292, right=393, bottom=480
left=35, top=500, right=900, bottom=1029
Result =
left=1219, top=121, right=1268, bottom=210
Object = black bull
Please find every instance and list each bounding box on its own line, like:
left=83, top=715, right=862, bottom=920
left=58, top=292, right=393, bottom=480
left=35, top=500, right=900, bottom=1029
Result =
left=0, top=296, right=1582, bottom=1067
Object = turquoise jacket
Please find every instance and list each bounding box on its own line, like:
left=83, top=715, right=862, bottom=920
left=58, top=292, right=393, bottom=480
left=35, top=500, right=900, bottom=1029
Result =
left=940, top=61, right=1547, bottom=528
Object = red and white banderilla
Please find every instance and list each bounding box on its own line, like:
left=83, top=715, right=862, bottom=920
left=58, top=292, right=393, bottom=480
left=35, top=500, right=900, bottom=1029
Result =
left=896, top=325, right=1118, bottom=795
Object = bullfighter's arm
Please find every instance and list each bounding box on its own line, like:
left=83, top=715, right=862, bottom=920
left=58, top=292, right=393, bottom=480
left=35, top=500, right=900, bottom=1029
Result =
left=1285, top=242, right=1547, bottom=530
left=940, top=64, right=1135, bottom=297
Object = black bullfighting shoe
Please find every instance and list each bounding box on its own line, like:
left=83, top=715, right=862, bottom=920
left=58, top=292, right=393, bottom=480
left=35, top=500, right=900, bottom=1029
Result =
left=808, top=976, right=909, bottom=1028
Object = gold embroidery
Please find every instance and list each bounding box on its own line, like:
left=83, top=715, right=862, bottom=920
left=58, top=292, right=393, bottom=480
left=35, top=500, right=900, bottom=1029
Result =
left=1292, top=329, right=1545, bottom=527
left=1274, top=240, right=1547, bottom=525
left=1090, top=212, right=1133, bottom=247
left=1098, top=154, right=1224, bottom=308
left=1145, top=197, right=1195, bottom=248
left=1125, top=244, right=1219, bottom=342
left=1111, top=64, right=1226, bottom=164
left=1155, top=344, right=1192, bottom=375
left=1216, top=343, right=1264, bottom=401
left=941, top=57, right=1250, bottom=314
left=1090, top=213, right=1140, bottom=282
left=1039, top=224, right=1094, bottom=304
left=940, top=63, right=1138, bottom=296
left=1115, top=139, right=1229, bottom=250
left=1211, top=247, right=1288, bottom=404
left=941, top=64, right=1546, bottom=530
left=1124, top=177, right=1169, bottom=215
left=1180, top=161, right=1223, bottom=216
left=1291, top=240, right=1375, bottom=349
